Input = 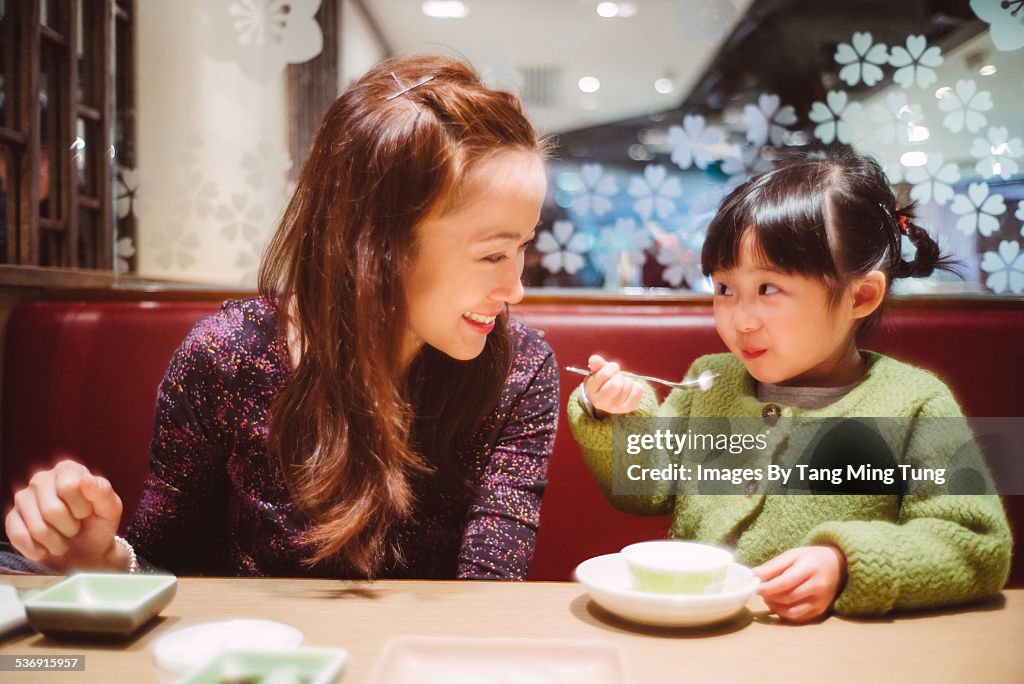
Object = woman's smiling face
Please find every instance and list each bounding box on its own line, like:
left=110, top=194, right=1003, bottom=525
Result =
left=402, top=150, right=547, bottom=365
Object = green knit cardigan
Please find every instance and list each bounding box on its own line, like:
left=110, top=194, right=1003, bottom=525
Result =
left=568, top=352, right=1012, bottom=616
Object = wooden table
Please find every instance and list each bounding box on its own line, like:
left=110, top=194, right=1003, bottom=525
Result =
left=1, top=577, right=1022, bottom=682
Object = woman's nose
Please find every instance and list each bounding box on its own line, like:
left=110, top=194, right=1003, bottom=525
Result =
left=494, top=260, right=525, bottom=305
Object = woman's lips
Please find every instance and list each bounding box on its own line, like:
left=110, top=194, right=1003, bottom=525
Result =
left=462, top=312, right=497, bottom=334
left=742, top=348, right=767, bottom=360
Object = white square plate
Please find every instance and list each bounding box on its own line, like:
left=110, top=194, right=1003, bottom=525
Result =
left=368, top=635, right=628, bottom=684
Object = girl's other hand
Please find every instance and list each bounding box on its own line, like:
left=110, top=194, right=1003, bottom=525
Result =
left=4, top=459, right=125, bottom=572
left=753, top=545, right=847, bottom=623
left=583, top=354, right=644, bottom=415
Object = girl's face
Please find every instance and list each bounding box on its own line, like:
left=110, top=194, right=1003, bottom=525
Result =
left=403, top=150, right=546, bottom=365
left=711, top=234, right=863, bottom=387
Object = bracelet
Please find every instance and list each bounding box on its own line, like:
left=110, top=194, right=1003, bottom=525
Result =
left=114, top=535, right=140, bottom=574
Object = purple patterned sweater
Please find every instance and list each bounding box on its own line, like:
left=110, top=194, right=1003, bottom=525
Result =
left=125, top=298, right=558, bottom=580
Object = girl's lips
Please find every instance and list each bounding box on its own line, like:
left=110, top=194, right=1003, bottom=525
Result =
left=742, top=348, right=767, bottom=360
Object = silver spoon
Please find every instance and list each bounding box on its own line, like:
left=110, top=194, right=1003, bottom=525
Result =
left=564, top=366, right=717, bottom=391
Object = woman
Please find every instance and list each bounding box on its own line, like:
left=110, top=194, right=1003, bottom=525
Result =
left=5, top=54, right=559, bottom=580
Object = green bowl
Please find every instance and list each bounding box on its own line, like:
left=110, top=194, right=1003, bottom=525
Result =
left=24, top=572, right=177, bottom=637
left=178, top=648, right=349, bottom=684
left=622, top=541, right=733, bottom=595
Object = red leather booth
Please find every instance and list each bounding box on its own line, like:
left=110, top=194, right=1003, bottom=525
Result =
left=2, top=296, right=1022, bottom=584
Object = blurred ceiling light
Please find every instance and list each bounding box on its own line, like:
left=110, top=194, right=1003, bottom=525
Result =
left=628, top=144, right=654, bottom=161
left=421, top=1, right=469, bottom=19
left=900, top=151, right=928, bottom=167
left=578, top=76, right=601, bottom=93
left=934, top=86, right=953, bottom=99
left=654, top=78, right=674, bottom=94
left=908, top=125, right=930, bottom=143
left=979, top=64, right=997, bottom=76
left=596, top=2, right=637, bottom=18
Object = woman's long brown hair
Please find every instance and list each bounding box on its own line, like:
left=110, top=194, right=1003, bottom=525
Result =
left=258, top=54, right=546, bottom=575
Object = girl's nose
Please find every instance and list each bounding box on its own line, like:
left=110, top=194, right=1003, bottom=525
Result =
left=733, top=303, right=761, bottom=332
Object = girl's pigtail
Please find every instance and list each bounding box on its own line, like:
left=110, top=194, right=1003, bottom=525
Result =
left=888, top=203, right=960, bottom=279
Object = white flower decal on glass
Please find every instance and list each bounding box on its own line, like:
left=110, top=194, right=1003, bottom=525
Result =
left=970, top=127, right=1023, bottom=180
left=905, top=153, right=960, bottom=206
left=535, top=219, right=590, bottom=275
left=241, top=149, right=293, bottom=191
left=628, top=165, right=682, bottom=220
left=980, top=240, right=1024, bottom=294
left=202, top=0, right=323, bottom=83
left=573, top=164, right=618, bottom=217
left=808, top=91, right=863, bottom=145
left=215, top=193, right=269, bottom=241
left=116, top=236, right=136, bottom=276
left=115, top=168, right=147, bottom=219
left=721, top=145, right=774, bottom=187
left=869, top=92, right=923, bottom=146
left=950, top=182, right=1007, bottom=236
left=656, top=232, right=704, bottom=289
left=882, top=159, right=906, bottom=185
left=970, top=0, right=1024, bottom=52
left=888, top=35, right=943, bottom=89
left=667, top=115, right=728, bottom=171
left=742, top=94, right=797, bottom=147
left=937, top=79, right=993, bottom=133
left=152, top=225, right=201, bottom=270
left=835, top=32, right=889, bottom=87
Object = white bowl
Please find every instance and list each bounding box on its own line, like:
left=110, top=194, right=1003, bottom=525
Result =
left=620, top=540, right=733, bottom=594
left=574, top=553, right=759, bottom=628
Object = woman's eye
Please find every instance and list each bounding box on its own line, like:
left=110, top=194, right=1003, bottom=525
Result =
left=484, top=254, right=507, bottom=264
left=759, top=283, right=780, bottom=295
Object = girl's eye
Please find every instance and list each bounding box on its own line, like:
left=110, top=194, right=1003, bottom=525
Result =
left=759, top=283, right=780, bottom=295
left=715, top=282, right=732, bottom=296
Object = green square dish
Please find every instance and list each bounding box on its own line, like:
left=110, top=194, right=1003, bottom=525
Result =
left=178, top=648, right=349, bottom=684
left=24, top=572, right=177, bottom=636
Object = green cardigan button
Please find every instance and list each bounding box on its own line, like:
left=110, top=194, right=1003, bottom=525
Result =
left=761, top=404, right=781, bottom=426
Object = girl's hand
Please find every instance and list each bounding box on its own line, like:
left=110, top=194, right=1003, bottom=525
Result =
left=582, top=354, right=644, bottom=416
left=753, top=545, right=847, bottom=623
left=5, top=459, right=126, bottom=572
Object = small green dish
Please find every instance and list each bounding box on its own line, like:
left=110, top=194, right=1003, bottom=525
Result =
left=24, top=572, right=177, bottom=637
left=178, top=648, right=349, bottom=684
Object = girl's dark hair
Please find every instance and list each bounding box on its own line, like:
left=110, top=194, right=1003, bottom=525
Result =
left=701, top=149, right=958, bottom=337
left=258, top=54, right=547, bottom=576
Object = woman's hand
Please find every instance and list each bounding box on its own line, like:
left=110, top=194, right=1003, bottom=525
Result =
left=582, top=354, right=644, bottom=416
left=5, top=459, right=126, bottom=572
left=753, top=545, right=847, bottom=623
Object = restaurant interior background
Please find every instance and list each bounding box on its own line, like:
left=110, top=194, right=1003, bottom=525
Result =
left=0, top=0, right=1022, bottom=295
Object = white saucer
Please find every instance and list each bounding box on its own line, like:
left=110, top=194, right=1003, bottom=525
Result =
left=574, top=554, right=759, bottom=628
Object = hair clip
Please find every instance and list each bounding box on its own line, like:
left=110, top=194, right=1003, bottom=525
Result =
left=387, top=73, right=436, bottom=100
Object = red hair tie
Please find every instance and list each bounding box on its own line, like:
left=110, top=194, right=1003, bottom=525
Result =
left=897, top=213, right=910, bottom=235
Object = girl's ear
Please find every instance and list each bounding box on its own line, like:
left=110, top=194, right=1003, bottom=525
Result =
left=851, top=270, right=887, bottom=320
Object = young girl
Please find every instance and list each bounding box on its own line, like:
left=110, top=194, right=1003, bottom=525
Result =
left=6, top=55, right=558, bottom=580
left=570, top=150, right=1011, bottom=621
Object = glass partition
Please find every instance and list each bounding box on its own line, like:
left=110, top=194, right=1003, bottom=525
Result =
left=119, top=0, right=1024, bottom=295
